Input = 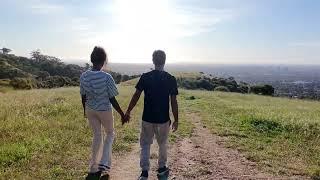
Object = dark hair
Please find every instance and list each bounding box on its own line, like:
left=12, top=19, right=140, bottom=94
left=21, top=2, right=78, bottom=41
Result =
left=152, top=50, right=166, bottom=66
left=90, top=46, right=107, bottom=65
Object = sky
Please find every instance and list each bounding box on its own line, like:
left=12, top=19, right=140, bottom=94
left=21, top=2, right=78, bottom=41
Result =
left=1, top=0, right=320, bottom=64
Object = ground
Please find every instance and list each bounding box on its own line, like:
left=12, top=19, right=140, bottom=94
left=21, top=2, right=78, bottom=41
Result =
left=110, top=113, right=305, bottom=180
left=1, top=85, right=319, bottom=179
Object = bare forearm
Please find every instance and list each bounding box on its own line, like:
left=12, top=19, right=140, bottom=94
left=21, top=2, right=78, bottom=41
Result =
left=81, top=95, right=86, bottom=114
left=171, top=97, right=179, bottom=122
left=127, top=91, right=141, bottom=113
left=110, top=97, right=124, bottom=117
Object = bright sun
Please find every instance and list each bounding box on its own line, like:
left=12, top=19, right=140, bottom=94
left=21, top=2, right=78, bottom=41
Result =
left=101, top=0, right=184, bottom=63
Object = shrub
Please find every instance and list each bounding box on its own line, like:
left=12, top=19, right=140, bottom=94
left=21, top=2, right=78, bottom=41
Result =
left=238, top=83, right=250, bottom=93
left=214, top=86, right=230, bottom=92
left=36, top=71, right=50, bottom=80
left=10, top=78, right=36, bottom=89
left=197, top=79, right=215, bottom=90
left=0, top=79, right=11, bottom=86
left=251, top=84, right=274, bottom=96
left=121, top=75, right=130, bottom=82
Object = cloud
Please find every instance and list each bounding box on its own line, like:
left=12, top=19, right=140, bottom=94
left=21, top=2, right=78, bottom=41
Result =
left=29, top=2, right=65, bottom=14
left=107, top=0, right=234, bottom=39
left=73, top=0, right=237, bottom=61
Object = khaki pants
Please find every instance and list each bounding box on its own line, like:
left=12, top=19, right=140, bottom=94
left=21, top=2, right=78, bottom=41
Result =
left=140, top=121, right=170, bottom=171
left=86, top=107, right=115, bottom=173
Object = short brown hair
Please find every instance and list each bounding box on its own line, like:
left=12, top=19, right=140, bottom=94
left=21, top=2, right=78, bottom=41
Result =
left=91, top=46, right=107, bottom=65
left=152, top=50, right=166, bottom=66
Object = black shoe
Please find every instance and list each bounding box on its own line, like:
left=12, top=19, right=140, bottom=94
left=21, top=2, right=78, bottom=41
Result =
left=138, top=170, right=148, bottom=180
left=157, top=167, right=169, bottom=180
left=85, top=171, right=101, bottom=180
left=98, top=164, right=110, bottom=180
left=100, top=173, right=109, bottom=180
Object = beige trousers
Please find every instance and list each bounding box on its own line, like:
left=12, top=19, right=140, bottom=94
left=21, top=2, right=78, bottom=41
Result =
left=86, top=107, right=115, bottom=173
left=140, top=121, right=170, bottom=171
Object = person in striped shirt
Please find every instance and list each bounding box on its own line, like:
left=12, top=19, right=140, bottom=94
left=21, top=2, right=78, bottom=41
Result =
left=80, top=46, right=128, bottom=180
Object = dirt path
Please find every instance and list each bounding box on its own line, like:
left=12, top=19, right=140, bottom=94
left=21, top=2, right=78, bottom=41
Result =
left=110, top=113, right=303, bottom=180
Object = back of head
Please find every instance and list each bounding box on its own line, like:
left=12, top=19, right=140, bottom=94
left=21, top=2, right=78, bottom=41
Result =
left=91, top=46, right=107, bottom=66
left=152, top=50, right=166, bottom=66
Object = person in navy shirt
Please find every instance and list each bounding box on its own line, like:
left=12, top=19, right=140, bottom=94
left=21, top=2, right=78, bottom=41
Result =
left=125, top=50, right=179, bottom=180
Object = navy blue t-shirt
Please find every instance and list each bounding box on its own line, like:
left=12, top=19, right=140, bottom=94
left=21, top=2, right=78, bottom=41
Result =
left=136, top=70, right=178, bottom=124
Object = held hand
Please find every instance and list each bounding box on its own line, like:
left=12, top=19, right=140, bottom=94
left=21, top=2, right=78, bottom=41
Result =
left=172, top=121, right=178, bottom=132
left=121, top=114, right=127, bottom=125
left=124, top=111, right=131, bottom=123
left=121, top=112, right=130, bottom=125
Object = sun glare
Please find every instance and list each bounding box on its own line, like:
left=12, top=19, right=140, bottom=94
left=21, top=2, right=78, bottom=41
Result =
left=102, top=0, right=182, bottom=62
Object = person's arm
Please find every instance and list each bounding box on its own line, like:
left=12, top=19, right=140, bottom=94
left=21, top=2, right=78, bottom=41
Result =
left=81, top=95, right=86, bottom=117
left=109, top=97, right=126, bottom=124
left=171, top=95, right=179, bottom=132
left=125, top=89, right=142, bottom=116
left=125, top=75, right=144, bottom=119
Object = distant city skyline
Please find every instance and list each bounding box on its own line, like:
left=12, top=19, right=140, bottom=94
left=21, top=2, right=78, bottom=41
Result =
left=1, top=0, right=320, bottom=64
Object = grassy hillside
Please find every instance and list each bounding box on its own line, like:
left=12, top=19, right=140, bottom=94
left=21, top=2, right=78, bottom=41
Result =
left=0, top=86, right=192, bottom=179
left=1, top=83, right=319, bottom=178
left=182, top=90, right=320, bottom=177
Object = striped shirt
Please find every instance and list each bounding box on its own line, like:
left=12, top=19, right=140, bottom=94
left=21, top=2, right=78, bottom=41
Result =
left=80, top=70, right=119, bottom=111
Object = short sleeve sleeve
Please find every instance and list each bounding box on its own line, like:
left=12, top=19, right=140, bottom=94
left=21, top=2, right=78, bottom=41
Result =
left=135, top=75, right=145, bottom=92
left=106, top=75, right=119, bottom=98
left=170, top=76, right=178, bottom=95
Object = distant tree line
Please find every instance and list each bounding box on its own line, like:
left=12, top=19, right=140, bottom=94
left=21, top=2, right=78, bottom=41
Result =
left=0, top=51, right=139, bottom=90
left=177, top=74, right=274, bottom=96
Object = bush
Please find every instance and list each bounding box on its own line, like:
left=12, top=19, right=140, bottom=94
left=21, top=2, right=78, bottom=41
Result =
left=10, top=78, right=36, bottom=89
left=121, top=75, right=130, bottom=82
left=36, top=71, right=50, bottom=80
left=197, top=79, right=215, bottom=90
left=214, top=86, right=230, bottom=92
left=238, top=83, right=250, bottom=93
left=41, top=76, right=67, bottom=88
left=251, top=84, right=274, bottom=96
left=0, top=61, right=30, bottom=79
left=0, top=79, right=11, bottom=86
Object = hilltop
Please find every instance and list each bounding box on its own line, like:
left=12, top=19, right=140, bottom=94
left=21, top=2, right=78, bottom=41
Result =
left=0, top=52, right=138, bottom=91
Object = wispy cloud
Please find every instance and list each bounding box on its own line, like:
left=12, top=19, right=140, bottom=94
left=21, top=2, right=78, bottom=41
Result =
left=75, top=0, right=237, bottom=60
left=29, top=2, right=65, bottom=14
left=106, top=0, right=234, bottom=38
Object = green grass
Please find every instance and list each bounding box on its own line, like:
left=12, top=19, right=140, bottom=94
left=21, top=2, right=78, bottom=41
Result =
left=182, top=90, right=320, bottom=177
left=0, top=86, right=193, bottom=179
left=2, top=83, right=320, bottom=179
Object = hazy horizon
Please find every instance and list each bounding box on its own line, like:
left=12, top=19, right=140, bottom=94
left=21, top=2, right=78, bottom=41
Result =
left=64, top=59, right=320, bottom=66
left=1, top=0, right=320, bottom=64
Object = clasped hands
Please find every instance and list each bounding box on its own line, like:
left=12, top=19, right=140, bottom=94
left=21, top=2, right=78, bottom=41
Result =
left=120, top=110, right=131, bottom=125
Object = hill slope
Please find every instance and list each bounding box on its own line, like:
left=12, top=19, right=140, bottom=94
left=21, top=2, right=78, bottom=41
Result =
left=0, top=85, right=319, bottom=179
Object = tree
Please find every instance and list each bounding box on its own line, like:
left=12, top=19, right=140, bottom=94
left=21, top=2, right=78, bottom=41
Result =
left=1, top=48, right=12, bottom=54
left=121, top=74, right=130, bottom=82
left=250, top=84, right=274, bottom=96
left=30, top=50, right=42, bottom=63
left=10, top=78, right=35, bottom=89
left=36, top=71, right=50, bottom=80
left=85, top=63, right=91, bottom=70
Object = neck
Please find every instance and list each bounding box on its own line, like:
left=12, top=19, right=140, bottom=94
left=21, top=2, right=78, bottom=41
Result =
left=92, top=65, right=102, bottom=71
left=154, top=65, right=164, bottom=71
